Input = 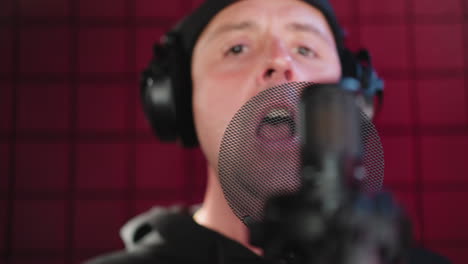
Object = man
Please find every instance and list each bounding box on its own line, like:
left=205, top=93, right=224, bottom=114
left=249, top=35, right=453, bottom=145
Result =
left=86, top=0, right=450, bottom=263
left=191, top=0, right=341, bottom=254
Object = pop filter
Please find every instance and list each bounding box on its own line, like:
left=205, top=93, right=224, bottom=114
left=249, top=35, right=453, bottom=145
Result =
left=217, top=82, right=384, bottom=223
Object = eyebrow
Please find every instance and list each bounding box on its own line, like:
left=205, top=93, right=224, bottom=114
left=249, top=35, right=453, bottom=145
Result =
left=207, top=21, right=257, bottom=42
left=285, top=22, right=334, bottom=45
left=207, top=20, right=334, bottom=45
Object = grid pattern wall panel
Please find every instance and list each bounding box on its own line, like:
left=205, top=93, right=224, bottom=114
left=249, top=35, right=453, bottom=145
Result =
left=1, top=0, right=467, bottom=263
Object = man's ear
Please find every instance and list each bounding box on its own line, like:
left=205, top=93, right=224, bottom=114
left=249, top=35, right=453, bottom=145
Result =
left=355, top=94, right=375, bottom=120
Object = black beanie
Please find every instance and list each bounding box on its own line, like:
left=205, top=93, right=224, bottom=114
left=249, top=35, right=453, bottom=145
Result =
left=168, top=0, right=345, bottom=59
left=150, top=0, right=348, bottom=147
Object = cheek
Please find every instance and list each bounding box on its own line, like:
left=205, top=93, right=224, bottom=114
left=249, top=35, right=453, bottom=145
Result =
left=192, top=66, right=257, bottom=165
left=296, top=57, right=342, bottom=83
left=193, top=76, right=252, bottom=137
left=192, top=57, right=259, bottom=119
left=324, top=51, right=342, bottom=81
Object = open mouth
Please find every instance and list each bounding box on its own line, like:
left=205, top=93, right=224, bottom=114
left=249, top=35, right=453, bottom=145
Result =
left=256, top=107, right=296, bottom=142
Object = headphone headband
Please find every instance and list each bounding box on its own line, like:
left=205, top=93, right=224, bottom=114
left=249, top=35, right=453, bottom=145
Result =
left=140, top=0, right=384, bottom=148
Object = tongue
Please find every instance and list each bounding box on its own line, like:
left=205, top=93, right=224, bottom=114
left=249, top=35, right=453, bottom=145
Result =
left=257, top=123, right=292, bottom=141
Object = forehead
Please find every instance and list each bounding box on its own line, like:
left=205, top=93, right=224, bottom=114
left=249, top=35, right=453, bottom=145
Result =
left=215, top=0, right=325, bottom=20
left=200, top=0, right=333, bottom=39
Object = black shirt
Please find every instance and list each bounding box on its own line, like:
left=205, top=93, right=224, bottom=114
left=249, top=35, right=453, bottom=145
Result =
left=85, top=206, right=451, bottom=264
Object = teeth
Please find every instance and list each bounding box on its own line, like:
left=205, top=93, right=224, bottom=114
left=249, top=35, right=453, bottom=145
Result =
left=266, top=108, right=290, bottom=119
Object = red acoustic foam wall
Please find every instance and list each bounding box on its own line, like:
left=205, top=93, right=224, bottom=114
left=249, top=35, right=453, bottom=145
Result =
left=1, top=0, right=467, bottom=263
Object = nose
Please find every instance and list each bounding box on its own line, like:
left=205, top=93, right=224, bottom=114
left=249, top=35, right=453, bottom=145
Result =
left=257, top=38, right=295, bottom=87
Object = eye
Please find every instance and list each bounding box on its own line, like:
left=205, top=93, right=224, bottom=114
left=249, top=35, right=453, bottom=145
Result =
left=297, top=46, right=317, bottom=57
left=226, top=44, right=247, bottom=56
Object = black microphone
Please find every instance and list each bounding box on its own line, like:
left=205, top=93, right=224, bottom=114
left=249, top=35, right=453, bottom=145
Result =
left=250, top=83, right=411, bottom=264
left=299, top=83, right=363, bottom=215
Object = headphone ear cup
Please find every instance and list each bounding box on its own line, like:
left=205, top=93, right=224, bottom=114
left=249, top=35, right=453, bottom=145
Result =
left=140, top=37, right=199, bottom=148
left=340, top=48, right=384, bottom=106
left=140, top=44, right=178, bottom=142
left=140, top=67, right=178, bottom=142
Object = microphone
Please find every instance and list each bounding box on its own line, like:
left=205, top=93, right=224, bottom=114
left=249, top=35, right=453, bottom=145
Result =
left=249, top=83, right=411, bottom=264
left=299, top=84, right=363, bottom=215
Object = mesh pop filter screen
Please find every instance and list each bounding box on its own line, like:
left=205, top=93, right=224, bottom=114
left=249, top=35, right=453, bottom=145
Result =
left=218, top=82, right=384, bottom=223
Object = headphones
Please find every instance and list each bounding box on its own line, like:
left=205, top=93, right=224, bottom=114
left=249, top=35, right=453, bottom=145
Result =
left=140, top=31, right=384, bottom=148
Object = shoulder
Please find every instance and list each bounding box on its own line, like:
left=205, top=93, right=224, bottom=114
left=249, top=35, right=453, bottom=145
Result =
left=83, top=205, right=198, bottom=264
left=409, top=247, right=452, bottom=264
left=82, top=247, right=179, bottom=264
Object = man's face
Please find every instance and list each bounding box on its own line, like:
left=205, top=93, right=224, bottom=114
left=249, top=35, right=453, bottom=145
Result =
left=192, top=0, right=341, bottom=170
